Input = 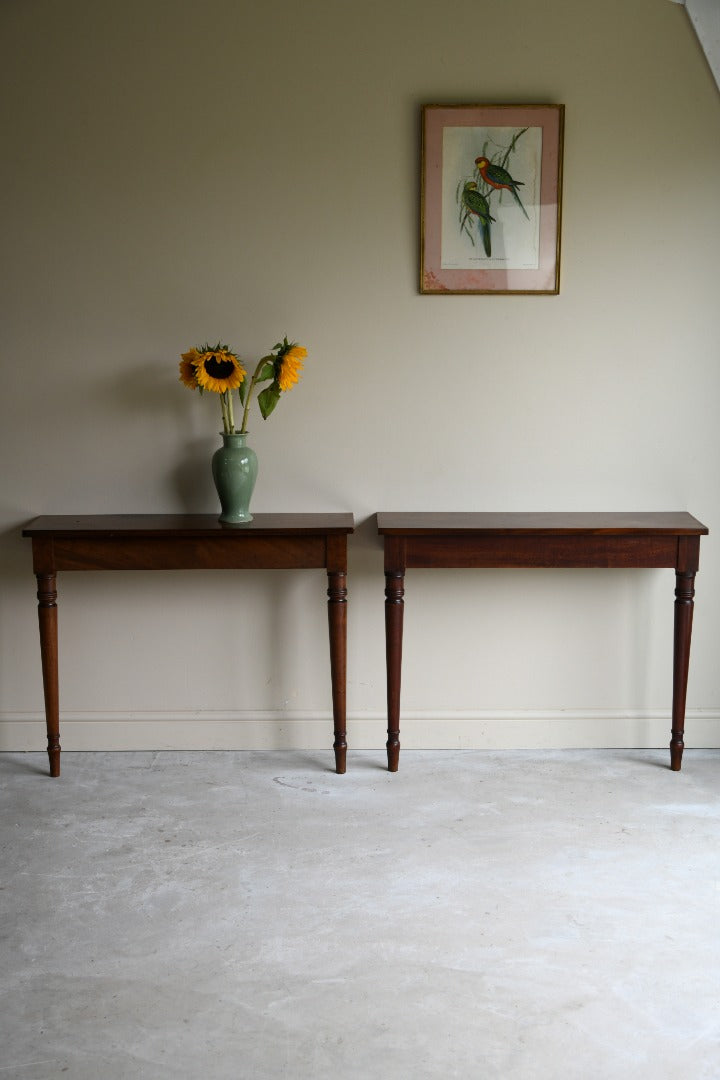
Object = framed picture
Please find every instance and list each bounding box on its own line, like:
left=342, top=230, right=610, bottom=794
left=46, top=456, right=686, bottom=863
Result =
left=420, top=104, right=564, bottom=294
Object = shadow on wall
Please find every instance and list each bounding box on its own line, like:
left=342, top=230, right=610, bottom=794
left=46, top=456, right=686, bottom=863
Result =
left=0, top=520, right=44, bottom=723
left=2, top=517, right=36, bottom=576
left=171, top=440, right=216, bottom=511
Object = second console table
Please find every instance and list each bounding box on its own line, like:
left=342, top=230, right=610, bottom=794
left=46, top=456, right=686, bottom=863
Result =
left=377, top=512, right=708, bottom=773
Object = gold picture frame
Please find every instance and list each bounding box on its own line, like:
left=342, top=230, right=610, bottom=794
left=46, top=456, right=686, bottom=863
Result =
left=420, top=104, right=564, bottom=294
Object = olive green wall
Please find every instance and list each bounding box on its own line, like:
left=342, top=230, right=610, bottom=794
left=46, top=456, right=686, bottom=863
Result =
left=2, top=0, right=719, bottom=752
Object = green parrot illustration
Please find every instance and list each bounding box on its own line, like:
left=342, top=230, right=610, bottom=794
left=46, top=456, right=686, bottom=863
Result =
left=474, top=156, right=529, bottom=220
left=461, top=181, right=495, bottom=256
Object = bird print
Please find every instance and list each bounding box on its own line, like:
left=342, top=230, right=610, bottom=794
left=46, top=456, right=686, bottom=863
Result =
left=461, top=181, right=495, bottom=256
left=474, top=156, right=529, bottom=219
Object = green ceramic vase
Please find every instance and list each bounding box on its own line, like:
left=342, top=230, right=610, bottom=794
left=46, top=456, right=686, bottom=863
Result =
left=211, top=432, right=258, bottom=524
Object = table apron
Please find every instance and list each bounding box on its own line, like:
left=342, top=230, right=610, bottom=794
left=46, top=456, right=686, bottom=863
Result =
left=398, top=534, right=683, bottom=570
left=35, top=535, right=333, bottom=573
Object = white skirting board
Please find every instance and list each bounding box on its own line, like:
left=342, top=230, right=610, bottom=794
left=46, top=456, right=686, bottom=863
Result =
left=1, top=711, right=719, bottom=752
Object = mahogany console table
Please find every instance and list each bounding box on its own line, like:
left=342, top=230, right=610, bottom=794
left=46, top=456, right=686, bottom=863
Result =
left=377, top=512, right=708, bottom=773
left=23, top=513, right=354, bottom=777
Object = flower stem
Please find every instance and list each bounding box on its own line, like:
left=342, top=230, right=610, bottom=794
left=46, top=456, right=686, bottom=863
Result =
left=220, top=391, right=231, bottom=434
left=240, top=358, right=266, bottom=434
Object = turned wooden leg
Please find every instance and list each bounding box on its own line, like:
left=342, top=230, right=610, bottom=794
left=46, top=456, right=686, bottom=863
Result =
left=385, top=570, right=405, bottom=772
left=327, top=570, right=347, bottom=774
left=670, top=570, right=696, bottom=772
left=36, top=573, right=60, bottom=777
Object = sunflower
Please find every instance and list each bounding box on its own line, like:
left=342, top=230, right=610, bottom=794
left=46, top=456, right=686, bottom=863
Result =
left=179, top=348, right=201, bottom=389
left=193, top=346, right=246, bottom=394
left=277, top=344, right=307, bottom=392
left=178, top=335, right=308, bottom=435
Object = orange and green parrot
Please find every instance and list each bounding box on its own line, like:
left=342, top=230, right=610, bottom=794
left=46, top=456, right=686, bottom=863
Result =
left=461, top=181, right=495, bottom=256
left=474, top=156, right=529, bottom=220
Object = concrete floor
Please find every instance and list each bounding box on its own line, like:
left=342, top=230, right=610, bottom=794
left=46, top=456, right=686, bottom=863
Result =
left=1, top=749, right=719, bottom=1080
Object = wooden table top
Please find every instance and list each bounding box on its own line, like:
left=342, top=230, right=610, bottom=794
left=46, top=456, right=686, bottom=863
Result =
left=23, top=513, right=355, bottom=538
left=376, top=512, right=708, bottom=536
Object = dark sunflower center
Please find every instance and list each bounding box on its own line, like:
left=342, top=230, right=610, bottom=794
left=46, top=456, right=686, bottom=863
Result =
left=205, top=356, right=235, bottom=378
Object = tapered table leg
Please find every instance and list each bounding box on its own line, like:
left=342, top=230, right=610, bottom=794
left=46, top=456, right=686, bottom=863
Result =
left=327, top=570, right=347, bottom=774
left=670, top=570, right=696, bottom=772
left=36, top=573, right=60, bottom=777
left=385, top=570, right=405, bottom=772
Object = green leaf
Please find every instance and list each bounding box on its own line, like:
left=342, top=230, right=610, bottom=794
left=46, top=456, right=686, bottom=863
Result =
left=258, top=384, right=281, bottom=420
left=257, top=360, right=275, bottom=383
left=237, top=378, right=248, bottom=405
